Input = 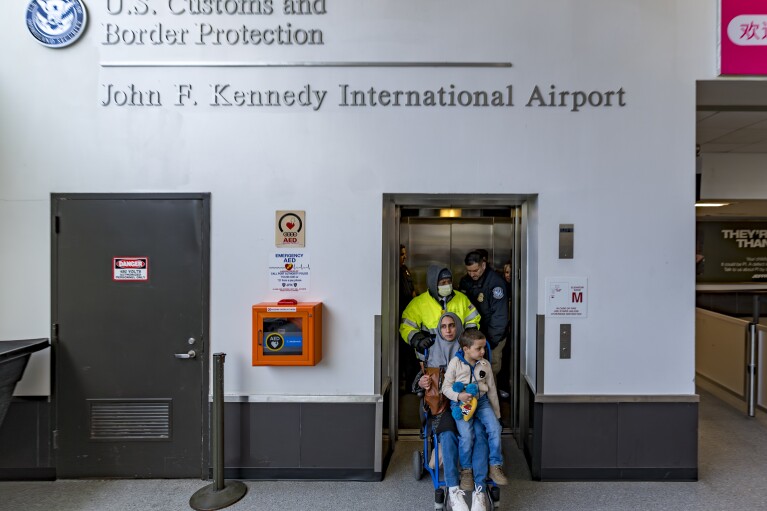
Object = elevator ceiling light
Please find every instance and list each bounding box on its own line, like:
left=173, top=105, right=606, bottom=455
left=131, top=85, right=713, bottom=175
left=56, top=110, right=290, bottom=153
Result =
left=695, top=202, right=730, bottom=207
left=439, top=208, right=462, bottom=217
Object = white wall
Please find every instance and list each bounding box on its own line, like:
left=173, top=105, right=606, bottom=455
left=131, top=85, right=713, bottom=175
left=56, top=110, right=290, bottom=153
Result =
left=701, top=153, right=767, bottom=199
left=0, top=0, right=717, bottom=397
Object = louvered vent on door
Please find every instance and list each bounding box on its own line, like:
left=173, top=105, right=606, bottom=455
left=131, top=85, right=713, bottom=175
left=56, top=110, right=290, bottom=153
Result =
left=89, top=399, right=172, bottom=441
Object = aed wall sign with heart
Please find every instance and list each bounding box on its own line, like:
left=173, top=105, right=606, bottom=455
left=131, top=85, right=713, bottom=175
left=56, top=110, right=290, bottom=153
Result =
left=276, top=210, right=306, bottom=247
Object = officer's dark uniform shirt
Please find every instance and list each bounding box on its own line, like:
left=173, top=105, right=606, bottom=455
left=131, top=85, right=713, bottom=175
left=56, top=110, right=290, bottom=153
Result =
left=458, top=268, right=509, bottom=349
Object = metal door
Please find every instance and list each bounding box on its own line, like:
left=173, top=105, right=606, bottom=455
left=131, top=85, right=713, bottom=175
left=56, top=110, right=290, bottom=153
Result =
left=52, top=194, right=209, bottom=478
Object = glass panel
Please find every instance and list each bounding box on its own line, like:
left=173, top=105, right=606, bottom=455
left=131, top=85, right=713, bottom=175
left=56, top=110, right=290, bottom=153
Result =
left=262, top=317, right=304, bottom=356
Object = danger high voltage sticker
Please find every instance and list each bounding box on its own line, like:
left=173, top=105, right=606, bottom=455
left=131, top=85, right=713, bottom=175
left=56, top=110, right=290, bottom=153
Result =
left=113, top=257, right=149, bottom=281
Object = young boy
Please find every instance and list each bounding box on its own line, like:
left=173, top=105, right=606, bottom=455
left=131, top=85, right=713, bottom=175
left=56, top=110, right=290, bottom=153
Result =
left=442, top=328, right=508, bottom=492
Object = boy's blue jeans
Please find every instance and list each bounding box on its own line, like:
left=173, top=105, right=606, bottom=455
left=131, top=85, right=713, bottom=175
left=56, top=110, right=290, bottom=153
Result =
left=439, top=418, right=489, bottom=488
left=452, top=394, right=504, bottom=468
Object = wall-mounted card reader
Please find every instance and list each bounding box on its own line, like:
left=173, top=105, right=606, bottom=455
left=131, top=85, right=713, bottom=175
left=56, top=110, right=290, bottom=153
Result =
left=559, top=224, right=574, bottom=259
left=252, top=300, right=322, bottom=366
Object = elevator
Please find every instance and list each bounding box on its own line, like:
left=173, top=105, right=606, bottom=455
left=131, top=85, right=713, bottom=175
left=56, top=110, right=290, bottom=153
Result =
left=379, top=194, right=533, bottom=467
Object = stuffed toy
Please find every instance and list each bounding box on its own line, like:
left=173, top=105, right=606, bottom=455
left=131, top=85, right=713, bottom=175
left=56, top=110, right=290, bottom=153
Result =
left=451, top=382, right=479, bottom=421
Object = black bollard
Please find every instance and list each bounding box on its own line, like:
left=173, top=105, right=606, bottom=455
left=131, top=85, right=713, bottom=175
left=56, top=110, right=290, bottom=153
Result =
left=190, top=353, right=247, bottom=510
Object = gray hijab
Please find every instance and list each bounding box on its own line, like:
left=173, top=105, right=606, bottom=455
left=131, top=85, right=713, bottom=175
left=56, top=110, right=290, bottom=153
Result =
left=426, top=311, right=463, bottom=368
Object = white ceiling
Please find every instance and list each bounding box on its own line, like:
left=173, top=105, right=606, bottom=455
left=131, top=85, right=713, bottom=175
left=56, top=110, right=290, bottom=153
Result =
left=696, top=80, right=767, bottom=154
left=697, top=110, right=767, bottom=153
left=695, top=81, right=767, bottom=217
left=696, top=199, right=767, bottom=218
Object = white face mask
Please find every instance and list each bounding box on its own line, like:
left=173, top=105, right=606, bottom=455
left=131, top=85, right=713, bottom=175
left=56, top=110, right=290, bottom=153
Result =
left=437, top=284, right=453, bottom=297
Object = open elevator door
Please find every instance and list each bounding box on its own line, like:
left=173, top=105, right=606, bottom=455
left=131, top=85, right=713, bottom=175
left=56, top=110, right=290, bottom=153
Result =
left=381, top=194, right=527, bottom=450
left=397, top=210, right=522, bottom=435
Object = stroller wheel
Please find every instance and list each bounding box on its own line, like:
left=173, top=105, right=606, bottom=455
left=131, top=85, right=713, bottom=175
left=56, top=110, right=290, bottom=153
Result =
left=490, top=485, right=501, bottom=507
left=434, top=488, right=445, bottom=509
left=412, top=450, right=424, bottom=480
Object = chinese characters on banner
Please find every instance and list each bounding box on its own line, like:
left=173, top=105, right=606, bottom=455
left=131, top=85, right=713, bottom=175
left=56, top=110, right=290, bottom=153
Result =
left=721, top=0, right=767, bottom=75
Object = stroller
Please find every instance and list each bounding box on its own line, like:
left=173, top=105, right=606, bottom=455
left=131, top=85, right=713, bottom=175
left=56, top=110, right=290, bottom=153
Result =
left=412, top=347, right=501, bottom=510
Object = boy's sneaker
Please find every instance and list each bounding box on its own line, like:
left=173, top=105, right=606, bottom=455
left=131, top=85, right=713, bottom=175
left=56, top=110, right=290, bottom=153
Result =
left=448, top=486, right=470, bottom=511
left=489, top=464, right=508, bottom=485
left=460, top=468, right=474, bottom=491
left=470, top=484, right=489, bottom=511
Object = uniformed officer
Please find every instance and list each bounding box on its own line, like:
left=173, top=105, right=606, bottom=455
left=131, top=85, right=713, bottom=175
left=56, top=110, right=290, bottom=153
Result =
left=458, top=250, right=509, bottom=380
left=400, top=265, right=480, bottom=356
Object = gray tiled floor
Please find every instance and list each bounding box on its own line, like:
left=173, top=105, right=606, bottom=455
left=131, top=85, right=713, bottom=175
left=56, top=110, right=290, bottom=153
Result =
left=1, top=390, right=766, bottom=511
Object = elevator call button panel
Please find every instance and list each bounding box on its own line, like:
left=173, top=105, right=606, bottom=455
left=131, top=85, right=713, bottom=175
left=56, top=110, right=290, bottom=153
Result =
left=252, top=300, right=322, bottom=366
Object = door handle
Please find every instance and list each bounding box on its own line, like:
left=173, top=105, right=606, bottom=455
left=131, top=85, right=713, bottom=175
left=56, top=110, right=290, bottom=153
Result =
left=174, top=350, right=196, bottom=359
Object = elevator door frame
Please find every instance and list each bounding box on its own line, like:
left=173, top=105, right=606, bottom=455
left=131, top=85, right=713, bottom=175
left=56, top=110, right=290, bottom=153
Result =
left=381, top=193, right=534, bottom=448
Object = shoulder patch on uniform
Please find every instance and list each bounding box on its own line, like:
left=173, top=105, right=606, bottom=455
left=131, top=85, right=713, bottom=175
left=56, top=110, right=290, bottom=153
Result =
left=492, top=286, right=504, bottom=299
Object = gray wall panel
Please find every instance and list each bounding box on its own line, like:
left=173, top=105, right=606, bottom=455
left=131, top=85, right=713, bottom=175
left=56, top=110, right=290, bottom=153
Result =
left=300, top=403, right=376, bottom=469
left=0, top=398, right=52, bottom=479
left=223, top=402, right=376, bottom=473
left=541, top=403, right=617, bottom=468
left=617, top=403, right=698, bottom=468
left=224, top=402, right=301, bottom=468
left=534, top=401, right=699, bottom=480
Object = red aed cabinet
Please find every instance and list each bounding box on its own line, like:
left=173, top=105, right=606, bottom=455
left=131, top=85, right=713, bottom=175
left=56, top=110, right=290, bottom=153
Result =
left=252, top=300, right=322, bottom=366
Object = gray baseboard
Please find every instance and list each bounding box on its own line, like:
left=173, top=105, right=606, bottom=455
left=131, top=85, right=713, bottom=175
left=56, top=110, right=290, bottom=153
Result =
left=217, top=401, right=378, bottom=481
left=217, top=467, right=382, bottom=481
left=0, top=397, right=53, bottom=481
left=523, top=388, right=699, bottom=481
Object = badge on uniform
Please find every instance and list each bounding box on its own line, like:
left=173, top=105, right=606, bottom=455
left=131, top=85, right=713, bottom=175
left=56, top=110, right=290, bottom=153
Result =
left=477, top=292, right=484, bottom=303
left=492, top=287, right=504, bottom=299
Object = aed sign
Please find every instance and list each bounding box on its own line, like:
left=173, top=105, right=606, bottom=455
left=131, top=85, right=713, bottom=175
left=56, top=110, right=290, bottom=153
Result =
left=113, top=257, right=149, bottom=281
left=276, top=210, right=305, bottom=248
left=545, top=277, right=588, bottom=318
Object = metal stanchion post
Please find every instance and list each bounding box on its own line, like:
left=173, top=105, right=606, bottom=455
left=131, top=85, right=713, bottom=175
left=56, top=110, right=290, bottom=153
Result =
left=746, top=296, right=761, bottom=418
left=748, top=323, right=757, bottom=418
left=190, top=353, right=247, bottom=510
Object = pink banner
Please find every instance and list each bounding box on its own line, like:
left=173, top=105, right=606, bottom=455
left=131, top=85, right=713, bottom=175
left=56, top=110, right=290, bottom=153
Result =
left=721, top=0, right=767, bottom=75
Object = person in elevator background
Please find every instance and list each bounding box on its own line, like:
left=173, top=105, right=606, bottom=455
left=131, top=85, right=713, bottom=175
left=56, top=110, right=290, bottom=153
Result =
left=495, top=260, right=514, bottom=396
left=475, top=248, right=491, bottom=268
left=458, top=251, right=508, bottom=382
left=399, top=244, right=419, bottom=393
left=502, top=261, right=512, bottom=287
left=400, top=265, right=480, bottom=357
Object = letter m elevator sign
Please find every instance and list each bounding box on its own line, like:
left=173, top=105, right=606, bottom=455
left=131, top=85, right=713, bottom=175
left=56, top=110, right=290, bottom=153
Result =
left=545, top=278, right=588, bottom=318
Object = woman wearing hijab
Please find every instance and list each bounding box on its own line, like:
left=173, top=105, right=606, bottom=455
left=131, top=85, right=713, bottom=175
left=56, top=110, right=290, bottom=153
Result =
left=413, top=312, right=491, bottom=511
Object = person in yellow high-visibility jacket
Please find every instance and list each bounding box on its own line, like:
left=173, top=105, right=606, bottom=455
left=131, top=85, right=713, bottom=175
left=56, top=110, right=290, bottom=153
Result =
left=400, top=265, right=480, bottom=356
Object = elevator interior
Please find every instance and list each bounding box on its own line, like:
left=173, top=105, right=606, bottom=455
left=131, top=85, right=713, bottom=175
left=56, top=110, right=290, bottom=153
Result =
left=396, top=206, right=523, bottom=435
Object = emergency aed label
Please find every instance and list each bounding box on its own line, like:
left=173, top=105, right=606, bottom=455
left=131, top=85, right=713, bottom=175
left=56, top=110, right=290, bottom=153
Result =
left=270, top=251, right=310, bottom=293
left=113, top=257, right=149, bottom=281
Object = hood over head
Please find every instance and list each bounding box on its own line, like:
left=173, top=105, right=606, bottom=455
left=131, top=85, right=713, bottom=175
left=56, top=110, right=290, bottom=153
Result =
left=426, top=264, right=452, bottom=300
